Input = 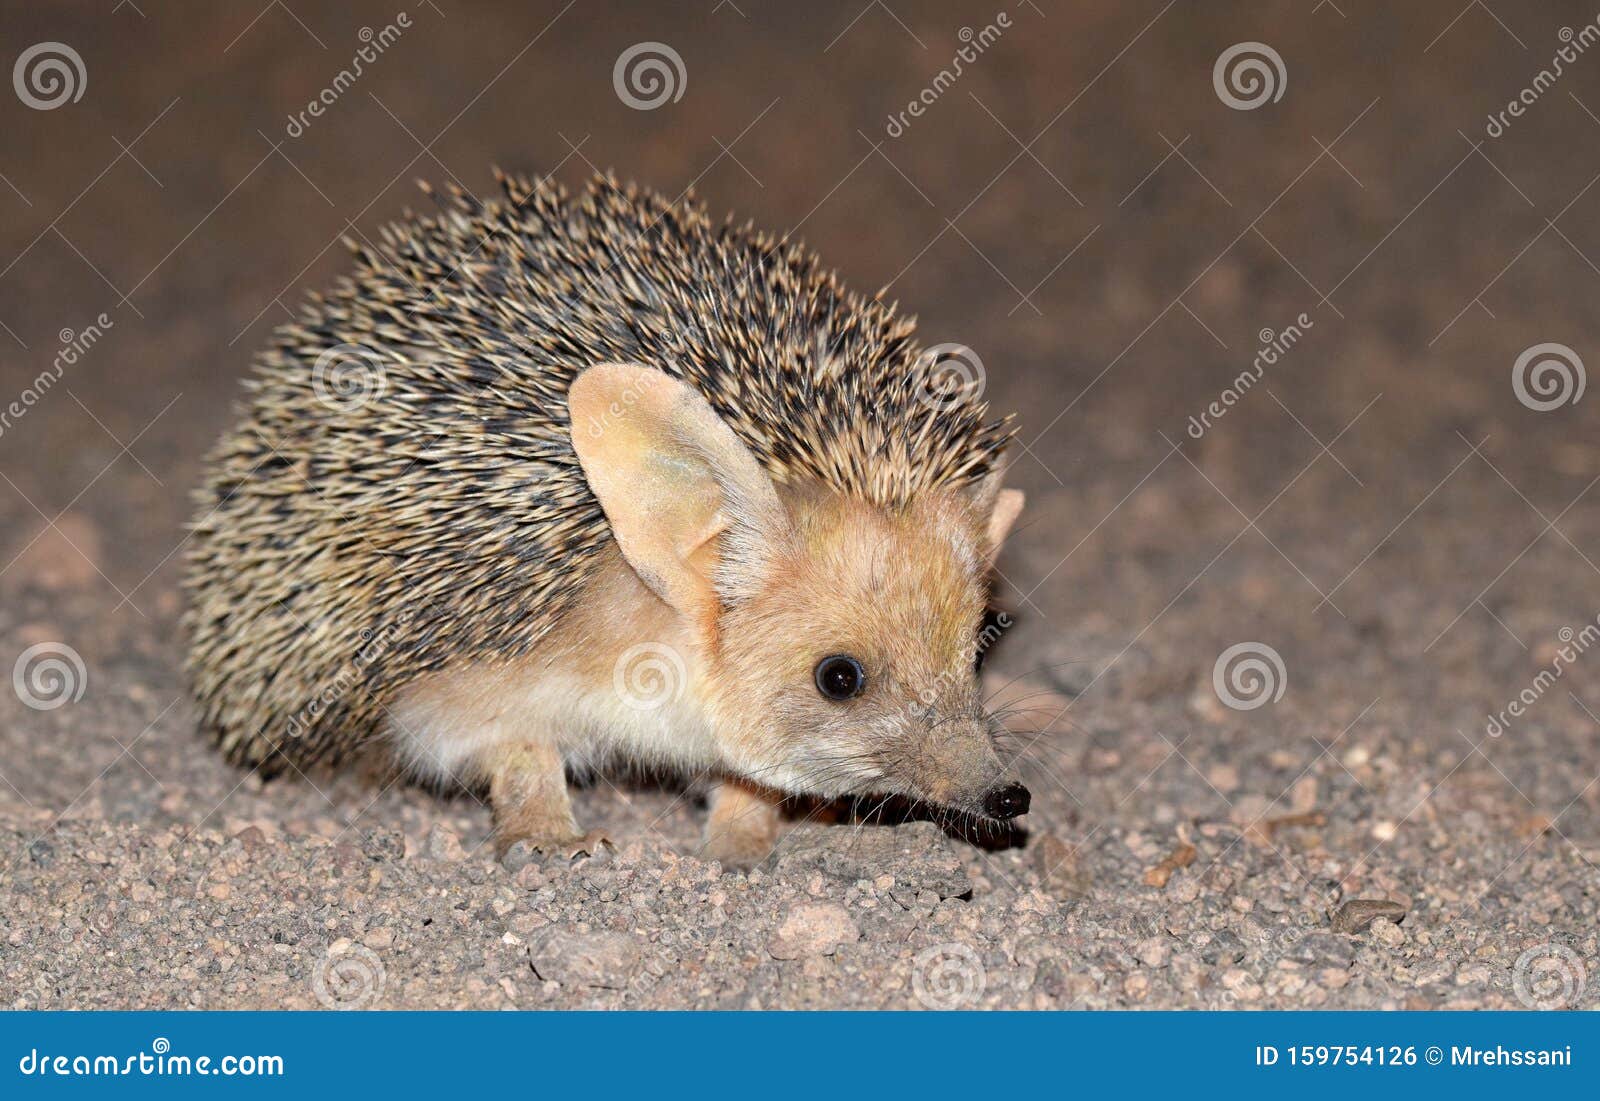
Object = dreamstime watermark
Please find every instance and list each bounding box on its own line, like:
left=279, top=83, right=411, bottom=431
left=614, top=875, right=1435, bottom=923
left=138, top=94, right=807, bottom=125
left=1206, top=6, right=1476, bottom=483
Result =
left=312, top=342, right=387, bottom=413
left=17, top=1038, right=283, bottom=1078
left=1512, top=342, right=1584, bottom=411
left=1213, top=42, right=1286, bottom=111
left=613, top=42, right=686, bottom=110
left=1485, top=617, right=1600, bottom=737
left=901, top=611, right=1013, bottom=724
left=911, top=942, right=986, bottom=1009
left=915, top=343, right=986, bottom=413
left=580, top=364, right=669, bottom=439
left=312, top=944, right=385, bottom=1009
left=284, top=619, right=408, bottom=741
left=284, top=15, right=411, bottom=138
left=1212, top=642, right=1287, bottom=711
left=13, top=642, right=87, bottom=711
left=1513, top=943, right=1587, bottom=1009
left=13, top=42, right=85, bottom=110
left=1185, top=314, right=1314, bottom=439
left=884, top=14, right=1012, bottom=138
left=613, top=642, right=687, bottom=711
left=1485, top=21, right=1600, bottom=138
left=0, top=313, right=114, bottom=441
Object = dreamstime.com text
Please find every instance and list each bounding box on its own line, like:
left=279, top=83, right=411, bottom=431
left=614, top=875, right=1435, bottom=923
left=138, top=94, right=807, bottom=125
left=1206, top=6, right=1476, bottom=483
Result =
left=17, top=1038, right=284, bottom=1078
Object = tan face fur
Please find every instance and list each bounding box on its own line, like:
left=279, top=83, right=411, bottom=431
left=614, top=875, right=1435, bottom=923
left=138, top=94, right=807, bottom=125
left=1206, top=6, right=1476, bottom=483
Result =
left=707, top=486, right=1006, bottom=809
left=569, top=364, right=1026, bottom=819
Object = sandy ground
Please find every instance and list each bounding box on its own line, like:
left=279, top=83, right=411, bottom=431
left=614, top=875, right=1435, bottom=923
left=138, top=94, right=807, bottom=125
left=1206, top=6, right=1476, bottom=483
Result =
left=1, top=1, right=1598, bottom=1009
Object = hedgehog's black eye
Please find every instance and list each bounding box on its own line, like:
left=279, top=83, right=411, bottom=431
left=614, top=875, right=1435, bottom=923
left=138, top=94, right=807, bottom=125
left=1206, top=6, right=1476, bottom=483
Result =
left=814, top=654, right=865, bottom=701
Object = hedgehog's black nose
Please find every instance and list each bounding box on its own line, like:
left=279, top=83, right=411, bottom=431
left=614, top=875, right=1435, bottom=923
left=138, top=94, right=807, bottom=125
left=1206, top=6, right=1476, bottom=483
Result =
left=982, top=782, right=1031, bottom=820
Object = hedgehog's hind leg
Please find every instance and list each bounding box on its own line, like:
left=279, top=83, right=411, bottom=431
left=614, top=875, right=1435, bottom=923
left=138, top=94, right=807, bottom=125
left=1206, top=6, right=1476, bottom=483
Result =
left=486, top=741, right=611, bottom=861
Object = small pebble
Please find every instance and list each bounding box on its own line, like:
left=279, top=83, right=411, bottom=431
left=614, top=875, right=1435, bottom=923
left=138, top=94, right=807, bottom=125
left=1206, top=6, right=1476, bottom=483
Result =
left=767, top=902, right=860, bottom=960
left=1330, top=898, right=1407, bottom=934
left=424, top=825, right=466, bottom=862
left=1135, top=937, right=1169, bottom=968
left=1371, top=919, right=1406, bottom=948
left=530, top=930, right=642, bottom=989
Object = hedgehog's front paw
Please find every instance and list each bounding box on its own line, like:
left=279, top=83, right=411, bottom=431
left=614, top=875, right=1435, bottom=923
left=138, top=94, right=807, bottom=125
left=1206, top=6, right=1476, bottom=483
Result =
left=701, top=827, right=774, bottom=870
left=498, top=828, right=614, bottom=866
left=702, top=780, right=781, bottom=869
left=487, top=741, right=610, bottom=865
left=559, top=828, right=614, bottom=859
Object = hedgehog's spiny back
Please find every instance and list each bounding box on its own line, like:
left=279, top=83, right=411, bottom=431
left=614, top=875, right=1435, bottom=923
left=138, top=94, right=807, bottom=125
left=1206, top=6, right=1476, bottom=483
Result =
left=184, top=172, right=1011, bottom=773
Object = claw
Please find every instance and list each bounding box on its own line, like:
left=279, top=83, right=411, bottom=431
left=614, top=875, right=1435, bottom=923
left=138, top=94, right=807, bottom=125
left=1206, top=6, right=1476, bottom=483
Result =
left=498, top=828, right=614, bottom=867
left=561, top=829, right=614, bottom=859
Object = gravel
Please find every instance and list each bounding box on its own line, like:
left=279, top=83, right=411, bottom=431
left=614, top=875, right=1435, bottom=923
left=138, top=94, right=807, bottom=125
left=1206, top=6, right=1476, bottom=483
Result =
left=3, top=771, right=1594, bottom=1008
left=2, top=0, right=1598, bottom=1011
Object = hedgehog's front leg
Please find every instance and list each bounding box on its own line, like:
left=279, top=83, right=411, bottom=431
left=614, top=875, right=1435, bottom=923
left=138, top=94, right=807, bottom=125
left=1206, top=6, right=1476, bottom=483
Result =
left=486, top=741, right=610, bottom=861
left=701, top=780, right=781, bottom=868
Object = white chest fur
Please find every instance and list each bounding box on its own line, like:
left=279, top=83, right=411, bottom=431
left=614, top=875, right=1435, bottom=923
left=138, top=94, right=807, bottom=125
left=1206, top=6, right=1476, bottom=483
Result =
left=386, top=653, right=722, bottom=788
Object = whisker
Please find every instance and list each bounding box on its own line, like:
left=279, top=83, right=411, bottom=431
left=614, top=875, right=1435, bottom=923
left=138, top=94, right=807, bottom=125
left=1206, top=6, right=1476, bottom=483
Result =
left=982, top=658, right=1090, bottom=707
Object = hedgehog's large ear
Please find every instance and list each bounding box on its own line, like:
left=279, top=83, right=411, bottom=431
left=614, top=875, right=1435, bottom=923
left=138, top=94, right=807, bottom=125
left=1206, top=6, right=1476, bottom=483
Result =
left=969, top=464, right=1025, bottom=564
left=569, top=364, right=789, bottom=625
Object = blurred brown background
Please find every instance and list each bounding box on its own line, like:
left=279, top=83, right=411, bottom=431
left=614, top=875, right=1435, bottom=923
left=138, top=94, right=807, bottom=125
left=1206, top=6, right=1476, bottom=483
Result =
left=1, top=1, right=1597, bottom=1009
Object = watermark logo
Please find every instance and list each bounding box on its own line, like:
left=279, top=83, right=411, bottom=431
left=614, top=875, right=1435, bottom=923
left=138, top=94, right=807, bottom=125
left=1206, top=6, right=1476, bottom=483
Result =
left=904, top=611, right=1013, bottom=724
left=884, top=13, right=1012, bottom=138
left=13, top=642, right=87, bottom=710
left=17, top=1036, right=284, bottom=1077
left=1186, top=313, right=1313, bottom=439
left=312, top=343, right=387, bottom=413
left=285, top=620, right=408, bottom=741
left=312, top=944, right=386, bottom=1009
left=582, top=364, right=668, bottom=439
left=1486, top=618, right=1600, bottom=737
left=613, top=42, right=686, bottom=110
left=0, top=313, right=114, bottom=442
left=911, top=942, right=986, bottom=1009
left=284, top=15, right=412, bottom=138
left=1212, top=642, right=1286, bottom=711
left=1213, top=42, right=1286, bottom=111
left=613, top=642, right=687, bottom=711
left=13, top=42, right=86, bottom=110
left=1513, top=944, right=1587, bottom=1009
left=915, top=343, right=986, bottom=413
left=1512, top=342, right=1584, bottom=411
left=1486, top=22, right=1600, bottom=137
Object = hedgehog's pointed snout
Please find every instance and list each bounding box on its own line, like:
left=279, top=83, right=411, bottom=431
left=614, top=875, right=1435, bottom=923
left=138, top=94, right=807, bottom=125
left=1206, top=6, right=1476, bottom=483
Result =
left=883, top=710, right=1015, bottom=817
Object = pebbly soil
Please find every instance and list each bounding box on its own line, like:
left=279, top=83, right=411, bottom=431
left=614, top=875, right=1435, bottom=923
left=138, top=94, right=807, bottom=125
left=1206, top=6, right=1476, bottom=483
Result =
left=1, top=1, right=1598, bottom=1009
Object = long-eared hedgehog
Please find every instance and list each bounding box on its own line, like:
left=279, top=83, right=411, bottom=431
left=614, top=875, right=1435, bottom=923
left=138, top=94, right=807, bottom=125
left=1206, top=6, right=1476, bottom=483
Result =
left=184, top=171, right=1029, bottom=864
